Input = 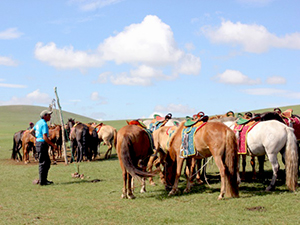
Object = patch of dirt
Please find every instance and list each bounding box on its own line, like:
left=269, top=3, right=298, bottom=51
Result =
left=245, top=206, right=266, bottom=212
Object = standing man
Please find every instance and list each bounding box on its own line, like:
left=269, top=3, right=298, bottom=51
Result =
left=31, top=110, right=57, bottom=186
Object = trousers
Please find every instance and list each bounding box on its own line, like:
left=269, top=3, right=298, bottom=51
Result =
left=36, top=141, right=51, bottom=184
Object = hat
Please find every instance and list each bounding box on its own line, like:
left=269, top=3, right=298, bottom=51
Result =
left=40, top=110, right=53, bottom=118
left=29, top=122, right=34, bottom=125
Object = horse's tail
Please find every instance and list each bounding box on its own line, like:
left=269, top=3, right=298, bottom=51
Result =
left=284, top=126, right=298, bottom=191
left=119, top=134, right=156, bottom=178
left=112, top=128, right=117, bottom=149
left=224, top=128, right=239, bottom=198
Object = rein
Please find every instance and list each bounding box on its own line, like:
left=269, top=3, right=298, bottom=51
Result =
left=190, top=156, right=213, bottom=188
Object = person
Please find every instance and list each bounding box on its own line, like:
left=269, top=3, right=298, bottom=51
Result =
left=28, top=122, right=34, bottom=130
left=30, top=110, right=57, bottom=186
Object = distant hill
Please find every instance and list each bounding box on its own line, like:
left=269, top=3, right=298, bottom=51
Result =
left=1, top=104, right=300, bottom=132
left=0, top=105, right=127, bottom=132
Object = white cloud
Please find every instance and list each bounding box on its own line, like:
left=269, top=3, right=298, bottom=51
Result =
left=212, top=69, right=261, bottom=85
left=34, top=42, right=104, bottom=69
left=154, top=103, right=196, bottom=115
left=202, top=20, right=300, bottom=53
left=266, top=76, right=286, bottom=84
left=0, top=89, right=52, bottom=105
left=90, top=91, right=108, bottom=104
left=0, top=28, right=23, bottom=40
left=70, top=0, right=123, bottom=11
left=35, top=15, right=201, bottom=86
left=0, top=82, right=26, bottom=88
left=243, top=88, right=300, bottom=99
left=0, top=56, right=18, bottom=66
left=91, top=91, right=100, bottom=101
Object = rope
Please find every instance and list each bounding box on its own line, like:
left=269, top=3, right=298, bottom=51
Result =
left=190, top=156, right=213, bottom=188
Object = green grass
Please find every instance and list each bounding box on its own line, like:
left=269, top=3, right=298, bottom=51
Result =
left=0, top=105, right=300, bottom=224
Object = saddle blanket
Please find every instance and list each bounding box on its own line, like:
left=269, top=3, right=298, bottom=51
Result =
left=233, top=122, right=258, bottom=154
left=180, top=122, right=206, bottom=158
left=149, top=120, right=165, bottom=132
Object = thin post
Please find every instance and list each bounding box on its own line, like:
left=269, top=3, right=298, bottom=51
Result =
left=54, top=87, right=69, bottom=164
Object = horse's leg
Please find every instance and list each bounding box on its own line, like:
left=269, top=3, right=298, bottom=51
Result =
left=104, top=140, right=112, bottom=159
left=147, top=150, right=158, bottom=186
left=197, top=159, right=205, bottom=184
left=127, top=173, right=135, bottom=199
left=77, top=141, right=83, bottom=162
left=168, top=156, right=184, bottom=196
left=241, top=154, right=246, bottom=181
left=265, top=154, right=279, bottom=191
left=213, top=155, right=226, bottom=200
left=140, top=177, right=146, bottom=193
left=258, top=155, right=265, bottom=180
left=121, top=169, right=127, bottom=199
left=250, top=156, right=256, bottom=180
left=184, top=158, right=195, bottom=193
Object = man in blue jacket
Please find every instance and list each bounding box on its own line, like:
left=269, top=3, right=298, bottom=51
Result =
left=31, top=110, right=57, bottom=186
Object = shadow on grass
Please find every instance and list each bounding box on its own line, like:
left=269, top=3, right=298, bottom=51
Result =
left=145, top=169, right=294, bottom=200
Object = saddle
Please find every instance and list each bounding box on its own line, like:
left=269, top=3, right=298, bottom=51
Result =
left=184, top=111, right=209, bottom=127
left=149, top=113, right=173, bottom=132
left=127, top=120, right=147, bottom=129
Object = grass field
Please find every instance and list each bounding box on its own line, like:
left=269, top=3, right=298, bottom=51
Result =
left=0, top=105, right=300, bottom=225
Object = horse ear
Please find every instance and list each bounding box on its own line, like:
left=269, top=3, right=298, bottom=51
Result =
left=126, top=120, right=129, bottom=125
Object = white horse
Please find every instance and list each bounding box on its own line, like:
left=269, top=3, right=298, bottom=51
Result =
left=224, top=120, right=298, bottom=191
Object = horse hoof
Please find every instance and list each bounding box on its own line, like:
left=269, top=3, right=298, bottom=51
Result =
left=217, top=195, right=224, bottom=200
left=183, top=188, right=190, bottom=194
left=127, top=194, right=136, bottom=199
left=121, top=194, right=127, bottom=199
left=168, top=189, right=179, bottom=196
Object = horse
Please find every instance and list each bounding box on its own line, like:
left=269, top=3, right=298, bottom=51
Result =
left=48, top=125, right=62, bottom=164
left=93, top=123, right=117, bottom=159
left=66, top=118, right=93, bottom=162
left=21, top=130, right=37, bottom=164
left=147, top=123, right=206, bottom=186
left=116, top=123, right=156, bottom=199
left=12, top=130, right=25, bottom=161
left=165, top=120, right=239, bottom=200
left=224, top=119, right=298, bottom=191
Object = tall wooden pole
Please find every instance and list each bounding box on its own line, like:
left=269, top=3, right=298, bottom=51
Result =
left=54, top=87, right=69, bottom=165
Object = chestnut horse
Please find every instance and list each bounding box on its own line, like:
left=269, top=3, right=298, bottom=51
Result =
left=12, top=130, right=25, bottom=161
left=21, top=130, right=37, bottom=164
left=165, top=121, right=239, bottom=200
left=116, top=124, right=156, bottom=199
left=48, top=125, right=62, bottom=163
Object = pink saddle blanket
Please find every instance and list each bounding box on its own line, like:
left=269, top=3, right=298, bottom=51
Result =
left=233, top=122, right=259, bottom=154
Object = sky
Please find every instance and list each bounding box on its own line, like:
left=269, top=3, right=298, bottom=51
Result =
left=1, top=0, right=300, bottom=121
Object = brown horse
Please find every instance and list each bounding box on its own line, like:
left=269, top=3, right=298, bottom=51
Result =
left=48, top=125, right=62, bottom=163
left=21, top=130, right=36, bottom=164
left=12, top=130, right=25, bottom=161
left=116, top=124, right=156, bottom=199
left=94, top=123, right=117, bottom=159
left=165, top=121, right=239, bottom=200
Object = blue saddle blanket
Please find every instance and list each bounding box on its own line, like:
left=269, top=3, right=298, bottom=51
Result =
left=180, top=126, right=198, bottom=157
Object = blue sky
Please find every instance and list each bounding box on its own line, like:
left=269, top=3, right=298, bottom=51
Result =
left=1, top=0, right=300, bottom=121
